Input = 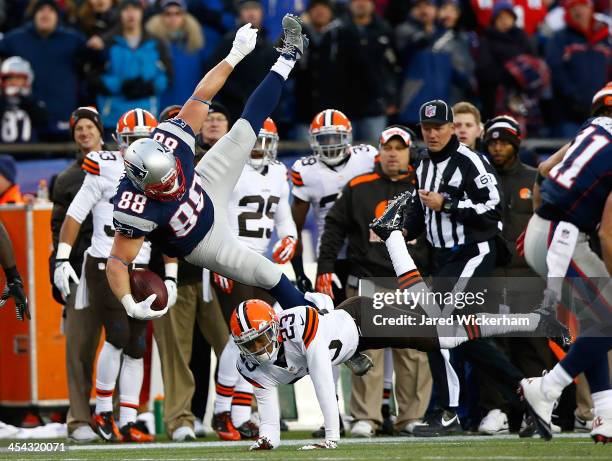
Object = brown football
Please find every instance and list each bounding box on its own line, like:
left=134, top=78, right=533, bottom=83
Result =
left=129, top=269, right=168, bottom=311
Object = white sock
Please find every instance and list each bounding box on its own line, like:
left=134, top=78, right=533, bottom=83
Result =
left=383, top=348, right=393, bottom=405
left=95, top=342, right=122, bottom=414
left=119, top=355, right=144, bottom=427
left=386, top=231, right=417, bottom=276
left=271, top=56, right=295, bottom=81
left=215, top=339, right=239, bottom=414
left=231, top=376, right=253, bottom=427
left=541, top=363, right=573, bottom=400
left=592, top=390, right=612, bottom=418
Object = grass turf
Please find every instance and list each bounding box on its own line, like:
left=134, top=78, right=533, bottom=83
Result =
left=0, top=433, right=610, bottom=460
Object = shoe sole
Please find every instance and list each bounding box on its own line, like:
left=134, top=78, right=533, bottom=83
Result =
left=216, top=431, right=241, bottom=441
left=479, top=429, right=510, bottom=435
left=518, top=384, right=553, bottom=441
left=412, top=429, right=463, bottom=437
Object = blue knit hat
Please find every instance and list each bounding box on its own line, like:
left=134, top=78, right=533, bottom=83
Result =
left=0, top=155, right=17, bottom=184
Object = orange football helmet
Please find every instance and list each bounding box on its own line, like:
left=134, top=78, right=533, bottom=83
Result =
left=249, top=117, right=279, bottom=170
left=230, top=299, right=280, bottom=364
left=592, top=82, right=612, bottom=116
left=309, top=109, right=352, bottom=166
left=115, top=108, right=158, bottom=149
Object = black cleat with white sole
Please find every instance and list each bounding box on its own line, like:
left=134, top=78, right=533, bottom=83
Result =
left=411, top=408, right=463, bottom=437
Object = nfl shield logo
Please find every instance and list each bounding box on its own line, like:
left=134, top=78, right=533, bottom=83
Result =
left=425, top=105, right=436, bottom=118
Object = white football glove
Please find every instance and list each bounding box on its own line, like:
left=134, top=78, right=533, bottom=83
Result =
left=272, top=236, right=297, bottom=264
left=164, top=278, right=177, bottom=309
left=226, top=23, right=258, bottom=67
left=305, top=291, right=334, bottom=313
left=121, top=294, right=167, bottom=320
left=249, top=436, right=274, bottom=451
left=299, top=440, right=338, bottom=450
left=53, top=260, right=79, bottom=300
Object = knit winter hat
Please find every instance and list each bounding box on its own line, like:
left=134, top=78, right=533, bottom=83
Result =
left=69, top=106, right=103, bottom=139
left=0, top=155, right=17, bottom=184
left=483, top=115, right=521, bottom=152
left=31, top=0, right=60, bottom=17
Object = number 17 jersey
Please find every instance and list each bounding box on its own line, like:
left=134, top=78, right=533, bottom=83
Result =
left=113, top=118, right=215, bottom=257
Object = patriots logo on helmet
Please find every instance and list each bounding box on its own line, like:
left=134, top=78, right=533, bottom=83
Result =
left=425, top=105, right=436, bottom=118
left=124, top=159, right=148, bottom=181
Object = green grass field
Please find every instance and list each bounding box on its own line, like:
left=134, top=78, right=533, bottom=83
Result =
left=0, top=433, right=610, bottom=460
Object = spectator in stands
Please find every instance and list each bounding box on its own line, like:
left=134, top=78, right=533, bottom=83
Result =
left=0, top=155, right=23, bottom=204
left=545, top=0, right=611, bottom=137
left=469, top=0, right=548, bottom=36
left=436, top=0, right=476, bottom=104
left=76, top=0, right=118, bottom=37
left=336, top=0, right=397, bottom=142
left=0, top=0, right=87, bottom=139
left=477, top=115, right=553, bottom=435
left=146, top=0, right=208, bottom=109
left=92, top=0, right=171, bottom=134
left=50, top=106, right=101, bottom=443
left=292, top=0, right=342, bottom=141
left=452, top=101, right=482, bottom=151
left=395, top=0, right=471, bottom=127
left=187, top=0, right=236, bottom=46
left=317, top=125, right=431, bottom=437
left=207, top=0, right=275, bottom=122
left=0, top=56, right=48, bottom=143
left=475, top=1, right=535, bottom=121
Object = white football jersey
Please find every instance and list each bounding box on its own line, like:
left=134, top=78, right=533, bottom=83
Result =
left=227, top=161, right=296, bottom=255
left=67, top=150, right=151, bottom=263
left=237, top=306, right=359, bottom=445
left=290, top=145, right=378, bottom=252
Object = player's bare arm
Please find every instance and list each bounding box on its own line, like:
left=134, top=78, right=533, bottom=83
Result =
left=178, top=23, right=258, bottom=135
left=599, top=191, right=612, bottom=275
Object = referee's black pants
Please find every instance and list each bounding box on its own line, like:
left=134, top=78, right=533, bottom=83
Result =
left=426, top=239, right=524, bottom=411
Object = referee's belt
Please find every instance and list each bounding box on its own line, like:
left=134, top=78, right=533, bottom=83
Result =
left=87, top=255, right=147, bottom=271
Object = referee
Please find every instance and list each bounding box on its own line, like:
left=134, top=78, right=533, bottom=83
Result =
left=407, top=100, right=507, bottom=436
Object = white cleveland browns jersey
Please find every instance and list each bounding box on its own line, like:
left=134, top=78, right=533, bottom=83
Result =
left=237, top=306, right=359, bottom=446
left=227, top=161, right=297, bottom=255
left=67, top=150, right=151, bottom=263
left=290, top=145, right=378, bottom=252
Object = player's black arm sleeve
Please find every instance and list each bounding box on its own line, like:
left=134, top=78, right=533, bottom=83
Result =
left=0, top=221, right=16, bottom=271
left=317, top=185, right=352, bottom=274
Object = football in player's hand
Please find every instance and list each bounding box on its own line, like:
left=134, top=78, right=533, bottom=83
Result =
left=129, top=269, right=168, bottom=311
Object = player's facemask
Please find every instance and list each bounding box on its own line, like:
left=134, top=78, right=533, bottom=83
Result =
left=231, top=300, right=280, bottom=365
left=248, top=133, right=278, bottom=170
left=310, top=130, right=351, bottom=166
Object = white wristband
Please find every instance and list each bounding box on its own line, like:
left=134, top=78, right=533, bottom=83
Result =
left=224, top=48, right=244, bottom=68
left=165, top=262, right=178, bottom=280
left=57, top=242, right=72, bottom=260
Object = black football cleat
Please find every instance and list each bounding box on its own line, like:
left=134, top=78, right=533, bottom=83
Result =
left=312, top=414, right=345, bottom=438
left=94, top=412, right=123, bottom=443
left=533, top=303, right=571, bottom=345
left=411, top=408, right=463, bottom=437
left=369, top=191, right=415, bottom=241
left=275, top=14, right=309, bottom=60
left=345, top=352, right=374, bottom=376
left=236, top=420, right=259, bottom=440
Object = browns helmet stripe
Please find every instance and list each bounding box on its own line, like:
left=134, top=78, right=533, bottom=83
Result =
left=238, top=301, right=251, bottom=332
left=135, top=108, right=144, bottom=127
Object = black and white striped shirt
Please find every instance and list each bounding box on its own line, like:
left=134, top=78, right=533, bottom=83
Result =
left=411, top=136, right=503, bottom=249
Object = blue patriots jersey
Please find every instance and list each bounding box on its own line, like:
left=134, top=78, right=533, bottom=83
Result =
left=539, top=117, right=612, bottom=233
left=113, top=118, right=214, bottom=258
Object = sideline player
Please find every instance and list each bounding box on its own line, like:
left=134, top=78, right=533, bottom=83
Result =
left=289, top=109, right=378, bottom=296
left=105, top=16, right=325, bottom=320
left=0, top=220, right=29, bottom=320
left=54, top=109, right=177, bottom=442
left=519, top=83, right=612, bottom=443
left=211, top=118, right=297, bottom=440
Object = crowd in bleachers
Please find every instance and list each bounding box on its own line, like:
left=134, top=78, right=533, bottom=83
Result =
left=0, top=0, right=610, bottom=145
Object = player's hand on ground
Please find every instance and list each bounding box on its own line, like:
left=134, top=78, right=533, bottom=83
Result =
left=315, top=273, right=342, bottom=299
left=272, top=236, right=297, bottom=264
left=213, top=273, right=234, bottom=294
left=122, top=294, right=167, bottom=320
left=229, top=23, right=258, bottom=63
left=164, top=278, right=177, bottom=309
left=295, top=273, right=313, bottom=293
left=305, top=291, right=334, bottom=313
left=0, top=276, right=30, bottom=321
left=249, top=436, right=274, bottom=450
left=299, top=440, right=338, bottom=450
left=53, top=260, right=79, bottom=300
